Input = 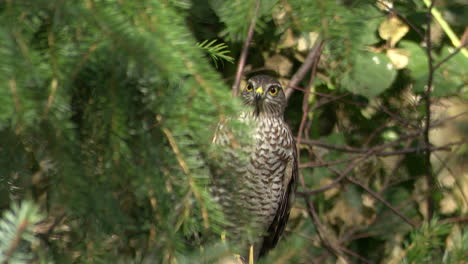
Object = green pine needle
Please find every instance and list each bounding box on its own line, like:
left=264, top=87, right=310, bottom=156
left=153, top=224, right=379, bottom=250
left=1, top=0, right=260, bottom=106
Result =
left=0, top=200, right=43, bottom=264
left=197, top=39, right=235, bottom=68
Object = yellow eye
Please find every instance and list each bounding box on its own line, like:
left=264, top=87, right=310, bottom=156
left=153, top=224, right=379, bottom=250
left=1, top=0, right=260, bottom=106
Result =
left=269, top=85, right=280, bottom=96
left=246, top=83, right=254, bottom=92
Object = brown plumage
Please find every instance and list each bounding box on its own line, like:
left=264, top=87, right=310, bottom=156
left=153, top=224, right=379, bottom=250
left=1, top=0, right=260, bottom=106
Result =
left=212, top=75, right=297, bottom=261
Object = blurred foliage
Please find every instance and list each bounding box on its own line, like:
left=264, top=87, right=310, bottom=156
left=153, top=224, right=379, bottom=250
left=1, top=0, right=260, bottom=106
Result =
left=0, top=0, right=467, bottom=263
left=0, top=201, right=43, bottom=264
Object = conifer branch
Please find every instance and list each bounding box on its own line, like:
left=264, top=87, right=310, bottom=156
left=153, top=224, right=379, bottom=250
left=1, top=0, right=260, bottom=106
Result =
left=0, top=201, right=43, bottom=264
left=3, top=219, right=28, bottom=264
left=162, top=127, right=210, bottom=230
left=197, top=39, right=234, bottom=68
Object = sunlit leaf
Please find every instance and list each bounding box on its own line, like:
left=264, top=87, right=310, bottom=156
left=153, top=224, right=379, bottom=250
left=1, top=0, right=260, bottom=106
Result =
left=342, top=52, right=397, bottom=98
left=379, top=16, right=409, bottom=47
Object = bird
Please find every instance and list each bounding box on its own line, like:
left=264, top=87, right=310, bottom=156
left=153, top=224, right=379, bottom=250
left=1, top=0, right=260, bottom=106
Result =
left=211, top=75, right=297, bottom=262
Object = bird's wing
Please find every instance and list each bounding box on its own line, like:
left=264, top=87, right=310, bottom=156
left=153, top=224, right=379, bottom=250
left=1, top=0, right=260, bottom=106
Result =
left=258, top=137, right=298, bottom=258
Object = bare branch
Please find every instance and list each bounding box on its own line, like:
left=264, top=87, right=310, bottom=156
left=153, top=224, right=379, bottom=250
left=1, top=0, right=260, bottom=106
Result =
left=232, top=0, right=261, bottom=96
left=423, top=0, right=436, bottom=221
left=285, top=40, right=323, bottom=100
left=433, top=38, right=468, bottom=70
left=296, top=41, right=324, bottom=186
left=299, top=156, right=358, bottom=168
left=433, top=149, right=468, bottom=209
left=346, top=177, right=418, bottom=228
left=304, top=197, right=350, bottom=263
left=338, top=246, right=373, bottom=264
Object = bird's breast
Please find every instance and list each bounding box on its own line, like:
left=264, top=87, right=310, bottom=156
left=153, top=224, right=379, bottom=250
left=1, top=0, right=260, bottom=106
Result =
left=239, top=117, right=293, bottom=224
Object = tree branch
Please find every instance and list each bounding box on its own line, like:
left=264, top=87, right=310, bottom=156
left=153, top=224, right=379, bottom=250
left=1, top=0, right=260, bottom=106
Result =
left=304, top=197, right=350, bottom=263
left=423, top=0, right=436, bottom=221
left=346, top=177, right=418, bottom=228
left=285, top=39, right=323, bottom=100
left=232, top=0, right=261, bottom=96
left=433, top=38, right=468, bottom=70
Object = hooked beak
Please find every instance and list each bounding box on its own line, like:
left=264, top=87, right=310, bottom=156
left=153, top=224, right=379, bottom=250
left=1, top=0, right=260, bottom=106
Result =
left=254, top=86, right=263, bottom=103
left=254, top=86, right=263, bottom=116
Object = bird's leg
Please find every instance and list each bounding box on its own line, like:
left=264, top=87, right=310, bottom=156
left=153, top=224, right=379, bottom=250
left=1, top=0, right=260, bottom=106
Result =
left=249, top=245, right=254, bottom=264
left=219, top=231, right=247, bottom=264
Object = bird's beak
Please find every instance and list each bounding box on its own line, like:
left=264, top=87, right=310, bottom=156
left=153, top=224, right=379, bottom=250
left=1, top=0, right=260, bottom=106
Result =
left=254, top=86, right=263, bottom=102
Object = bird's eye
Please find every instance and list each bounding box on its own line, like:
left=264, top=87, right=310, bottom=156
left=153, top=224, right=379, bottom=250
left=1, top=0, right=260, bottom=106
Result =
left=246, top=83, right=254, bottom=92
left=269, top=85, right=280, bottom=96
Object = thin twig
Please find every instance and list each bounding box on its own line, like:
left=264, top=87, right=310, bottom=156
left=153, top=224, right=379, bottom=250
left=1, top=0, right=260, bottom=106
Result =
left=307, top=132, right=420, bottom=227
left=232, top=0, right=261, bottom=96
left=433, top=150, right=468, bottom=208
left=338, top=246, right=373, bottom=264
left=346, top=176, right=418, bottom=228
left=300, top=138, right=394, bottom=196
left=300, top=139, right=368, bottom=153
left=378, top=104, right=416, bottom=129
left=431, top=110, right=468, bottom=128
left=304, top=197, right=350, bottom=263
left=300, top=138, right=464, bottom=196
left=9, top=79, right=22, bottom=113
left=377, top=144, right=453, bottom=156
left=298, top=174, right=346, bottom=196
left=311, top=91, right=359, bottom=106
left=299, top=131, right=419, bottom=154
left=375, top=0, right=425, bottom=39
left=285, top=39, right=323, bottom=100
left=433, top=40, right=468, bottom=70
left=309, top=93, right=350, bottom=112
left=296, top=41, right=324, bottom=186
left=299, top=156, right=358, bottom=168
left=439, top=216, right=468, bottom=224
left=423, top=0, right=436, bottom=221
left=295, top=52, right=350, bottom=261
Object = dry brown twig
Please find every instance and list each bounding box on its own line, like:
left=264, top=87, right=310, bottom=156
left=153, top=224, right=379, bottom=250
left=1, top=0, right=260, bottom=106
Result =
left=285, top=39, right=323, bottom=100
left=232, top=0, right=261, bottom=96
left=423, top=0, right=436, bottom=220
left=295, top=41, right=351, bottom=262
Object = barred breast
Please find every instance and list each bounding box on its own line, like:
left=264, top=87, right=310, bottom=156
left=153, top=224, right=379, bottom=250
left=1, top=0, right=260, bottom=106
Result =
left=243, top=115, right=294, bottom=233
left=211, top=111, right=295, bottom=259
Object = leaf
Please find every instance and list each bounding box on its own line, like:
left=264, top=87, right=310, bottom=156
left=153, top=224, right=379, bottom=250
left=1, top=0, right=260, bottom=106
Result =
left=279, top=28, right=296, bottom=48
left=401, top=41, right=427, bottom=92
left=437, top=46, right=468, bottom=96
left=297, top=32, right=319, bottom=52
left=265, top=54, right=293, bottom=76
left=342, top=52, right=397, bottom=98
left=402, top=41, right=467, bottom=96
left=378, top=16, right=409, bottom=47
left=386, top=48, right=409, bottom=69
left=439, top=195, right=458, bottom=215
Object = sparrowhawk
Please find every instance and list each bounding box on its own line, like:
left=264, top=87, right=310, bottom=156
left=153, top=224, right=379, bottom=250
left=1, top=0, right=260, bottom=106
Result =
left=212, top=75, right=297, bottom=261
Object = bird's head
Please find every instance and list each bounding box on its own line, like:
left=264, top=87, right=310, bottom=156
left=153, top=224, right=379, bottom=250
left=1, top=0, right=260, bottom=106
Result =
left=241, top=75, right=286, bottom=118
